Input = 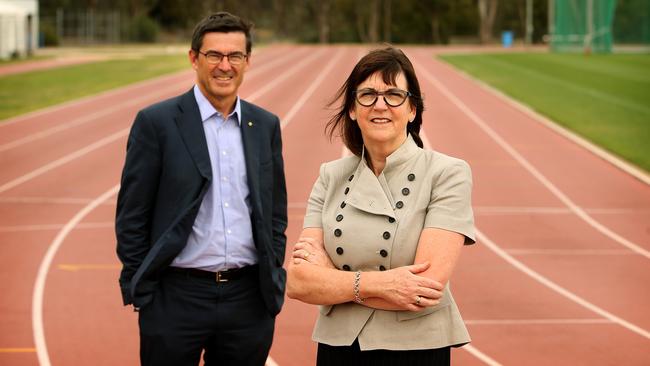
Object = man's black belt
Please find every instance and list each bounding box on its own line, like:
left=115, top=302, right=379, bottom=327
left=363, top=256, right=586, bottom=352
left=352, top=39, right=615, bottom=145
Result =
left=168, top=265, right=258, bottom=283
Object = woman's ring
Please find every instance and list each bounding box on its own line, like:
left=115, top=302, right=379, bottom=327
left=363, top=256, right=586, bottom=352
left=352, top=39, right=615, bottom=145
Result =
left=304, top=252, right=311, bottom=259
left=415, top=296, right=421, bottom=305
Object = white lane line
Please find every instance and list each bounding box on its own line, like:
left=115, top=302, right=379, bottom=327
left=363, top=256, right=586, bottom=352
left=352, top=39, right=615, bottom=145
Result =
left=478, top=228, right=650, bottom=340
left=0, top=196, right=116, bottom=205
left=0, top=129, right=129, bottom=194
left=0, top=222, right=114, bottom=233
left=246, top=48, right=326, bottom=102
left=444, top=59, right=650, bottom=185
left=506, top=248, right=635, bottom=256
left=32, top=185, right=120, bottom=366
left=474, top=206, right=650, bottom=215
left=462, top=344, right=503, bottom=366
left=465, top=318, right=613, bottom=325
left=412, top=58, right=650, bottom=260
left=281, top=48, right=346, bottom=128
left=0, top=48, right=301, bottom=152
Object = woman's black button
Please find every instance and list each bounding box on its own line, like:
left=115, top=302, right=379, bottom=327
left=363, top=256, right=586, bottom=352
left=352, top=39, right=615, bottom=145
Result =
left=336, top=214, right=343, bottom=222
left=408, top=173, right=415, bottom=181
left=340, top=201, right=346, bottom=209
left=380, top=249, right=388, bottom=257
left=342, top=265, right=351, bottom=271
left=334, top=229, right=342, bottom=237
left=344, top=187, right=349, bottom=195
left=396, top=201, right=404, bottom=209
left=336, top=247, right=344, bottom=255
left=379, top=265, right=386, bottom=271
left=383, top=231, right=391, bottom=240
left=388, top=217, right=395, bottom=223
left=348, top=175, right=354, bottom=182
left=402, top=187, right=410, bottom=196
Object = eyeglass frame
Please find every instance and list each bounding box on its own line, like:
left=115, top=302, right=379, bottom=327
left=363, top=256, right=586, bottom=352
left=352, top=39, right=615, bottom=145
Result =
left=196, top=50, right=249, bottom=65
left=353, top=88, right=414, bottom=108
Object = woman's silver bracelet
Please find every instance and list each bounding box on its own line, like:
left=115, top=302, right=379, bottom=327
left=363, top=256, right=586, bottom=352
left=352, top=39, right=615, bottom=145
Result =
left=353, top=271, right=364, bottom=304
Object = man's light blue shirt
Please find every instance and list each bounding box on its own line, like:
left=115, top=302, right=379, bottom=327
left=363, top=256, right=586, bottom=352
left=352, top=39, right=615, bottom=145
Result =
left=171, top=85, right=257, bottom=271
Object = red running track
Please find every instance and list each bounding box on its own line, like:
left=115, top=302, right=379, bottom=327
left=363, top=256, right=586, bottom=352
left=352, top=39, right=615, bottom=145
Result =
left=0, top=45, right=648, bottom=366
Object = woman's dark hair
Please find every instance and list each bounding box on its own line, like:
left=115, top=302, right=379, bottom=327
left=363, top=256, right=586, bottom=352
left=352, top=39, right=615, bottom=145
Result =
left=326, top=46, right=424, bottom=156
left=191, top=12, right=254, bottom=54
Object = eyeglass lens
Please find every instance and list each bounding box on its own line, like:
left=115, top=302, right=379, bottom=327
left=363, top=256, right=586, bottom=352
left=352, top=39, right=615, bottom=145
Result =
left=356, top=89, right=409, bottom=107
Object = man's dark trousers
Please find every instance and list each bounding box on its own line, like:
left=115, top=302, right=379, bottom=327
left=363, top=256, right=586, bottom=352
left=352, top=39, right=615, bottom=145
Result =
left=138, top=267, right=274, bottom=366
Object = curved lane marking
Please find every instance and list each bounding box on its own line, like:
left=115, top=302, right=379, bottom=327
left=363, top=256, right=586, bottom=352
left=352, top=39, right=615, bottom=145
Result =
left=32, top=185, right=120, bottom=366
left=463, top=344, right=503, bottom=366
left=412, top=58, right=650, bottom=259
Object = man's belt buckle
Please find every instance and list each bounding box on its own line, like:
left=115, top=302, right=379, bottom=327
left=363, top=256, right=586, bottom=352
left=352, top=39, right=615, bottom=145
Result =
left=215, top=271, right=229, bottom=283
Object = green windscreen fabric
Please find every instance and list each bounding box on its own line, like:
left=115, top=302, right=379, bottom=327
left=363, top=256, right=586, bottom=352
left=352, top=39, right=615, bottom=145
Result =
left=551, top=0, right=617, bottom=53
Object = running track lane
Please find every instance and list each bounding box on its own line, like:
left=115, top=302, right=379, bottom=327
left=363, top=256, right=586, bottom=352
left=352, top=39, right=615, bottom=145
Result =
left=0, top=45, right=648, bottom=365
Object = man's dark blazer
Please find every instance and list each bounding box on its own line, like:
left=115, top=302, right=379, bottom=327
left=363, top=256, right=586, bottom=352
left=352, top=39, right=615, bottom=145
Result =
left=116, top=88, right=287, bottom=316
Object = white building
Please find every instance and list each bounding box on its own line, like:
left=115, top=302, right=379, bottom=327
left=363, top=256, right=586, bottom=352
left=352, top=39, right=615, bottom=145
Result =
left=0, top=0, right=38, bottom=60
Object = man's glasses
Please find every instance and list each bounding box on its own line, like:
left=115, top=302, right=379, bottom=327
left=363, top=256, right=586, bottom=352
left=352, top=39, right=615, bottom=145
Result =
left=197, top=50, right=248, bottom=66
left=354, top=88, right=412, bottom=107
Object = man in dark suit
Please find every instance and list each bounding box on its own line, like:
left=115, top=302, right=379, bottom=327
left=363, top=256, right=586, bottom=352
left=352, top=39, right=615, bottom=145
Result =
left=116, top=12, right=287, bottom=366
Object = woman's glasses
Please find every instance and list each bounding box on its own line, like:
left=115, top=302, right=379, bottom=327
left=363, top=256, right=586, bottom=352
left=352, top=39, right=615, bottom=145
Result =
left=354, top=88, right=412, bottom=107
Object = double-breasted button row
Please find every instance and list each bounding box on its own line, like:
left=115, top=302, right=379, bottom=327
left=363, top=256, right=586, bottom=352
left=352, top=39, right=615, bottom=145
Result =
left=336, top=214, right=344, bottom=222
left=383, top=231, right=391, bottom=240
left=379, top=249, right=388, bottom=257
left=342, top=264, right=351, bottom=271
left=394, top=173, right=415, bottom=210
left=336, top=247, right=344, bottom=255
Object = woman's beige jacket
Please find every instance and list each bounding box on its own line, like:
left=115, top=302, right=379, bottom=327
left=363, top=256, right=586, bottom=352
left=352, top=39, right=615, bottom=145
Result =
left=303, top=135, right=475, bottom=351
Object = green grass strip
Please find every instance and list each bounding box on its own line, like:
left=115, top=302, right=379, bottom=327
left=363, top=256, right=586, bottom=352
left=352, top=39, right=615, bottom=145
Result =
left=439, top=52, right=650, bottom=172
left=0, top=54, right=189, bottom=121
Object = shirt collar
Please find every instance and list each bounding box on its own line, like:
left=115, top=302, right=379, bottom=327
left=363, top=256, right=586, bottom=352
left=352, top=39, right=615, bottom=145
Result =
left=193, top=85, right=241, bottom=125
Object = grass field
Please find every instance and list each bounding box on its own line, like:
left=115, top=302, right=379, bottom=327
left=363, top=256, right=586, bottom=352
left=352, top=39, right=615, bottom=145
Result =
left=0, top=54, right=188, bottom=120
left=439, top=52, right=650, bottom=172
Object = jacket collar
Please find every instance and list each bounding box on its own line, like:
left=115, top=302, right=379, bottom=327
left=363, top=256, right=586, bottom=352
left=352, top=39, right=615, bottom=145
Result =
left=383, top=134, right=420, bottom=176
left=346, top=135, right=420, bottom=218
left=175, top=89, right=211, bottom=180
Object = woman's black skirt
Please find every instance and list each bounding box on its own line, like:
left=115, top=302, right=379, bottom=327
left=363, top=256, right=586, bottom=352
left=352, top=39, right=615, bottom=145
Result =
left=317, top=339, right=450, bottom=366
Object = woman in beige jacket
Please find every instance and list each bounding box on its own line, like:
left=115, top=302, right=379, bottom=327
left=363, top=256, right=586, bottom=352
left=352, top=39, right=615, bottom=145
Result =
left=287, top=47, right=476, bottom=365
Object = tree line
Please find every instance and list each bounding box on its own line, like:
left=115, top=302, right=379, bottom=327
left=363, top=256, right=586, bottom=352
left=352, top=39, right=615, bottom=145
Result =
left=39, top=0, right=647, bottom=45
